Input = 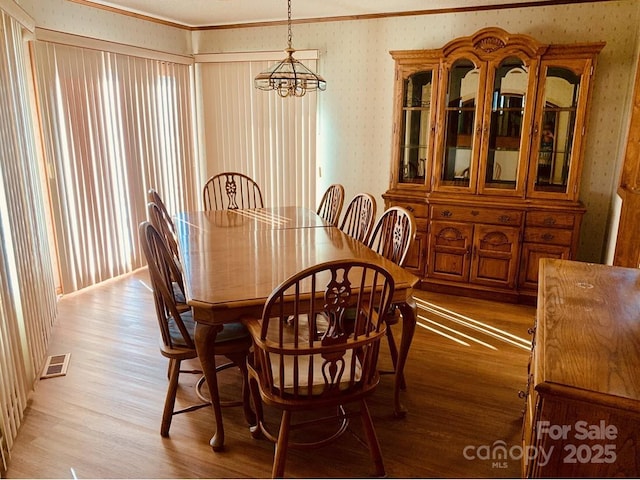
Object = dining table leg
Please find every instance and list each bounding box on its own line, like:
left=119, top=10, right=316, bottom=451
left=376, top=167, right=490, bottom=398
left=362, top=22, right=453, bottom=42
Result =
left=394, top=297, right=417, bottom=418
left=194, top=321, right=226, bottom=451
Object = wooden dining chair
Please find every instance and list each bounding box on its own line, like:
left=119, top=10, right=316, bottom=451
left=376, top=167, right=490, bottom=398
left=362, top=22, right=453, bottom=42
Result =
left=367, top=206, right=416, bottom=387
left=147, top=201, right=188, bottom=312
left=339, top=192, right=377, bottom=244
left=245, top=259, right=395, bottom=478
left=316, top=184, right=345, bottom=226
left=138, top=221, right=254, bottom=437
left=148, top=188, right=176, bottom=233
left=147, top=201, right=179, bottom=261
left=202, top=172, right=264, bottom=210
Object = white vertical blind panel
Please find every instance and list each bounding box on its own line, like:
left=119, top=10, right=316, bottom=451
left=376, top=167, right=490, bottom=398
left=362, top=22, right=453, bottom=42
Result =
left=197, top=57, right=318, bottom=210
left=0, top=7, right=57, bottom=467
left=31, top=41, right=198, bottom=292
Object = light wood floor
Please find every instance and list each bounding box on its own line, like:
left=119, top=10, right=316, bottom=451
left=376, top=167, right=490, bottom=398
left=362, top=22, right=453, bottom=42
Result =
left=5, top=269, right=535, bottom=478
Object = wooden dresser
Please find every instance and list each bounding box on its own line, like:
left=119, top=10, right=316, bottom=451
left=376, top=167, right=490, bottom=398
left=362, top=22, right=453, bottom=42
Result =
left=522, top=259, right=640, bottom=477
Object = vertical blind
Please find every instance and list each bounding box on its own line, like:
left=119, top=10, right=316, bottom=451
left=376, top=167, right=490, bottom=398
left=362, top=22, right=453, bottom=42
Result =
left=196, top=56, right=319, bottom=210
left=0, top=6, right=57, bottom=470
left=31, top=40, right=198, bottom=293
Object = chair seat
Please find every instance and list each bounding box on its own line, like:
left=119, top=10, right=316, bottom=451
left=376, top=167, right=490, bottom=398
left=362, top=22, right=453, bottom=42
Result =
left=169, top=310, right=249, bottom=348
left=172, top=281, right=186, bottom=304
left=269, top=351, right=361, bottom=395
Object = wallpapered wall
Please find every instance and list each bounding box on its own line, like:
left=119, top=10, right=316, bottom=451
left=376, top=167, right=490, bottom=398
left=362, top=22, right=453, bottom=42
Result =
left=16, top=0, right=191, bottom=54
left=14, top=0, right=640, bottom=263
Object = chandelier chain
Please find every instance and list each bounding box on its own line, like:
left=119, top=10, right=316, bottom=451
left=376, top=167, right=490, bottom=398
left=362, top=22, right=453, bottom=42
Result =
left=287, top=0, right=292, bottom=49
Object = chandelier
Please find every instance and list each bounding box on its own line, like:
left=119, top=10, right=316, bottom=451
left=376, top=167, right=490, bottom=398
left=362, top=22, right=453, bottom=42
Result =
left=254, top=0, right=326, bottom=98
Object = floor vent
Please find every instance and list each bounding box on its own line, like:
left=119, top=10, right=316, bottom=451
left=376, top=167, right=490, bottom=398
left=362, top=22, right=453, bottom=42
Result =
left=40, top=353, right=71, bottom=379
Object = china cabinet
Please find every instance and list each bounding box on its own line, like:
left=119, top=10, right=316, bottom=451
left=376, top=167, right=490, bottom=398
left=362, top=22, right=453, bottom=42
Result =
left=383, top=27, right=604, bottom=302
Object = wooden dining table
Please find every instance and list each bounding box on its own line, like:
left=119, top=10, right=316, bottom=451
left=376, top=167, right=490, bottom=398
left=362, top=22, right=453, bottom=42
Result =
left=174, top=206, right=419, bottom=451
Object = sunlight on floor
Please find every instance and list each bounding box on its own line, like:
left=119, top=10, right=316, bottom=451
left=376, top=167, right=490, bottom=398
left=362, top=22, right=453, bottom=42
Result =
left=415, top=298, right=532, bottom=351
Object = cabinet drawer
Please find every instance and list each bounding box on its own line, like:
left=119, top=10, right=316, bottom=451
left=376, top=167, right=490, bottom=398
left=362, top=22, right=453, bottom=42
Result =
left=431, top=205, right=523, bottom=226
left=526, top=211, right=576, bottom=229
left=524, top=227, right=573, bottom=246
left=387, top=201, right=428, bottom=218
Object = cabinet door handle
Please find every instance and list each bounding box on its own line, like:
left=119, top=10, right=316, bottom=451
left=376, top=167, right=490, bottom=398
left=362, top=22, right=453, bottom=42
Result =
left=543, top=217, right=556, bottom=226
left=498, top=215, right=511, bottom=223
left=541, top=233, right=554, bottom=241
left=471, top=210, right=479, bottom=216
left=405, top=205, right=415, bottom=212
left=440, top=210, right=452, bottom=218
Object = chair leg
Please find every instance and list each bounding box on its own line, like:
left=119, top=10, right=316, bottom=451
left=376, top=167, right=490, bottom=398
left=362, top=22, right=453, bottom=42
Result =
left=248, top=371, right=282, bottom=444
left=239, top=361, right=256, bottom=427
left=272, top=410, right=291, bottom=479
left=248, top=375, right=264, bottom=439
left=225, top=351, right=256, bottom=426
left=386, top=326, right=399, bottom=369
left=161, top=358, right=181, bottom=437
left=386, top=327, right=406, bottom=390
left=359, top=399, right=385, bottom=477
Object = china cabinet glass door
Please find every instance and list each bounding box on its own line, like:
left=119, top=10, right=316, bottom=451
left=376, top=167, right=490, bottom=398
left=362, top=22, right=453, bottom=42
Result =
left=398, top=70, right=435, bottom=185
left=528, top=60, right=590, bottom=200
left=479, top=56, right=533, bottom=196
left=436, top=58, right=483, bottom=191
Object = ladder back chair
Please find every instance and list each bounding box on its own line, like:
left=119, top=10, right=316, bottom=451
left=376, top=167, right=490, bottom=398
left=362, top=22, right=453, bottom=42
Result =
left=316, top=184, right=345, bottom=226
left=367, top=206, right=416, bottom=388
left=202, top=172, right=264, bottom=211
left=245, top=259, right=396, bottom=478
left=339, top=192, right=377, bottom=244
left=139, top=221, right=254, bottom=437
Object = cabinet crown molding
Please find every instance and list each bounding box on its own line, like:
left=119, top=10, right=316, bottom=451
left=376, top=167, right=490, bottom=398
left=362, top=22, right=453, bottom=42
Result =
left=442, top=26, right=547, bottom=59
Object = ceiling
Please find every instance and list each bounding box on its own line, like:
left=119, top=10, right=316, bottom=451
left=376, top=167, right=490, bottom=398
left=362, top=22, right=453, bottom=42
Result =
left=80, top=0, right=563, bottom=28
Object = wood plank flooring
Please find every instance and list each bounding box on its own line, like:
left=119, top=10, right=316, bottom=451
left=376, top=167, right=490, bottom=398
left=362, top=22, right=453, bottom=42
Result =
left=4, top=269, right=535, bottom=478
